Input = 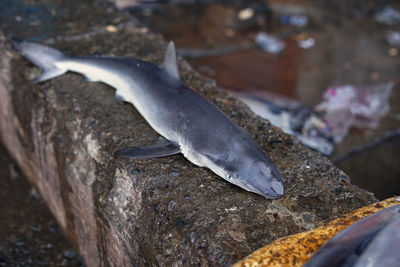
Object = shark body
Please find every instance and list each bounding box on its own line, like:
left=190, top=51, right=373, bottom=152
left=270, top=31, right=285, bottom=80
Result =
left=304, top=204, right=400, bottom=267
left=12, top=39, right=284, bottom=198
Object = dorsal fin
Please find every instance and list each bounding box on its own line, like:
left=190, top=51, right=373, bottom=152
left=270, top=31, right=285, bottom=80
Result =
left=161, top=41, right=180, bottom=80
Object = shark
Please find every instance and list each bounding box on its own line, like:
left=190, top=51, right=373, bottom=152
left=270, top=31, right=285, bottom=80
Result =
left=304, top=204, right=400, bottom=267
left=11, top=38, right=285, bottom=199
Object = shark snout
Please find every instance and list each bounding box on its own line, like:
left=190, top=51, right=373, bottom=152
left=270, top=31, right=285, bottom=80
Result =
left=251, top=161, right=285, bottom=199
left=245, top=174, right=285, bottom=199
left=256, top=179, right=284, bottom=199
left=270, top=180, right=285, bottom=196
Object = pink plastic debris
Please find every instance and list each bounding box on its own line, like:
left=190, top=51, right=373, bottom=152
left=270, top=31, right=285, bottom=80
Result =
left=316, top=82, right=394, bottom=143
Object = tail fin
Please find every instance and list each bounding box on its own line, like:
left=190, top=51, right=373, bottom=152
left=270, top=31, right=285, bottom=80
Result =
left=11, top=38, right=68, bottom=83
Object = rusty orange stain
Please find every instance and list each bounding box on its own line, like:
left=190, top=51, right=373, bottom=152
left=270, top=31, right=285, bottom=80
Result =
left=233, top=197, right=400, bottom=267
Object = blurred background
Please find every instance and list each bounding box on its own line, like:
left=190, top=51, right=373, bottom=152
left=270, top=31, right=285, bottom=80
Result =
left=0, top=0, right=399, bottom=265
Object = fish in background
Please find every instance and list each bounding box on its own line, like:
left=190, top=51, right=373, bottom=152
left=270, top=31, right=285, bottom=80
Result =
left=229, top=91, right=335, bottom=156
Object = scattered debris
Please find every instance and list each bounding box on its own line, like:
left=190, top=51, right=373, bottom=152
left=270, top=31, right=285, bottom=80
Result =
left=388, top=47, right=398, bottom=56
left=106, top=25, right=118, bottom=33
left=9, top=164, right=19, bottom=180
left=293, top=32, right=315, bottom=49
left=386, top=31, right=400, bottom=47
left=255, top=32, right=285, bottom=54
left=298, top=37, right=315, bottom=49
left=371, top=72, right=380, bottom=80
left=63, top=249, right=77, bottom=259
left=316, top=82, right=394, bottom=143
left=29, top=187, right=41, bottom=201
left=280, top=14, right=309, bottom=27
left=224, top=28, right=235, bottom=37
left=375, top=7, right=400, bottom=25
left=238, top=7, right=254, bottom=20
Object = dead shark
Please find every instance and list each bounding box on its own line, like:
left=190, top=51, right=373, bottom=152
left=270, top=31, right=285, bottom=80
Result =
left=11, top=38, right=285, bottom=199
left=304, top=204, right=400, bottom=267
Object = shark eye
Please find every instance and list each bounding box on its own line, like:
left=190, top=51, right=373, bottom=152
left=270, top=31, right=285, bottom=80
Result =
left=226, top=174, right=233, bottom=180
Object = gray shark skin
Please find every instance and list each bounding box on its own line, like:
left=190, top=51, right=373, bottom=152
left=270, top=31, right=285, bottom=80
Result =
left=11, top=38, right=284, bottom=199
left=353, top=214, right=400, bottom=267
left=304, top=204, right=400, bottom=267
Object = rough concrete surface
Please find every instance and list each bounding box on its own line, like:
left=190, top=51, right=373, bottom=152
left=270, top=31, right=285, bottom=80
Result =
left=0, top=0, right=377, bottom=266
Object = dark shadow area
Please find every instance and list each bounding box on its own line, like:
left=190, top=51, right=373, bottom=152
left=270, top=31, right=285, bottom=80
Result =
left=0, top=143, right=82, bottom=267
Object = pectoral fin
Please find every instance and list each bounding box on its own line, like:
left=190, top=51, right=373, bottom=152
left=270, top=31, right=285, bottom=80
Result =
left=115, top=139, right=180, bottom=159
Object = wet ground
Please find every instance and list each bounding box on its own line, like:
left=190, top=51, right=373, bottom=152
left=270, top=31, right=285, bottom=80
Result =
left=0, top=0, right=399, bottom=264
left=0, top=144, right=82, bottom=266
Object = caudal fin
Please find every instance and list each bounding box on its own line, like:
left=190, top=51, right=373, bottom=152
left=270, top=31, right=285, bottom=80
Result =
left=11, top=38, right=68, bottom=83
